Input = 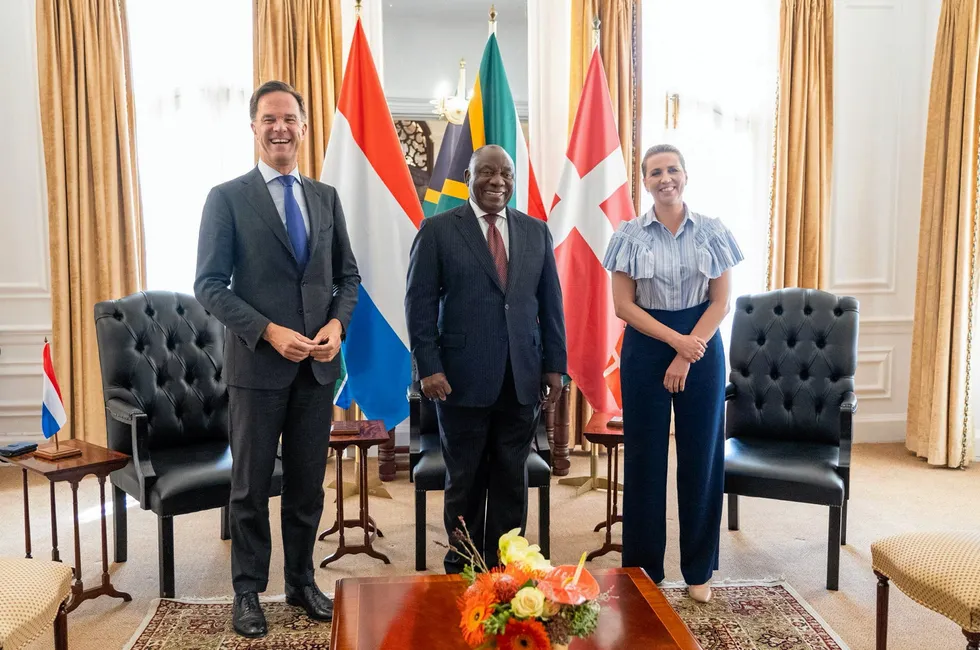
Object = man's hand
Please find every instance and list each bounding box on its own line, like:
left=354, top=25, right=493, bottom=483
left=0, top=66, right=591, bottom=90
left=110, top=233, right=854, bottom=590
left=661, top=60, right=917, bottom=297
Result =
left=310, top=319, right=343, bottom=362
left=541, top=372, right=563, bottom=406
left=670, top=332, right=707, bottom=363
left=421, top=373, right=452, bottom=401
left=262, top=323, right=315, bottom=362
left=664, top=356, right=691, bottom=393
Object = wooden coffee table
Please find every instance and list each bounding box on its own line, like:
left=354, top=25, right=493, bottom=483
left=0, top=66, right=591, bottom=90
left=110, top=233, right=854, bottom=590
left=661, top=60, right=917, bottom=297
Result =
left=329, top=567, right=702, bottom=649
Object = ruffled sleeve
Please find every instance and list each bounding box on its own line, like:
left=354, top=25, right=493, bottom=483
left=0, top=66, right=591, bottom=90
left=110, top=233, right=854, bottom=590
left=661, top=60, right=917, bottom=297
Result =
left=602, top=226, right=656, bottom=279
left=696, top=220, right=744, bottom=279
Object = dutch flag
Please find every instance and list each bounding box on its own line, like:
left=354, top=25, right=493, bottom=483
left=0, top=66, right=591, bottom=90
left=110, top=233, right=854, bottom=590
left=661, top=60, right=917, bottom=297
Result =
left=41, top=341, right=67, bottom=439
left=320, top=19, right=423, bottom=430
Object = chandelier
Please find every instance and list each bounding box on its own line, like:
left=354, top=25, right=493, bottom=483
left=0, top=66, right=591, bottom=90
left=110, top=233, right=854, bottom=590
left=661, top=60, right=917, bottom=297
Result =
left=431, top=58, right=472, bottom=125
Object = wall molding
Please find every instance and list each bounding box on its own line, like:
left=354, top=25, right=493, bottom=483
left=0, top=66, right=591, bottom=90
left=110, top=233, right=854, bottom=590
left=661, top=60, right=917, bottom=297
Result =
left=854, top=412, right=905, bottom=443
left=0, top=401, right=37, bottom=418
left=860, top=316, right=913, bottom=335
left=0, top=325, right=53, bottom=335
left=387, top=95, right=530, bottom=121
left=856, top=346, right=894, bottom=400
left=831, top=0, right=902, bottom=296
left=0, top=364, right=42, bottom=378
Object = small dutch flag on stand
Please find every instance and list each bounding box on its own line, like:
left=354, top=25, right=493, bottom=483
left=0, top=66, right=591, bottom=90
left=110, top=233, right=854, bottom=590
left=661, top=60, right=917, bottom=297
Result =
left=35, top=340, right=80, bottom=460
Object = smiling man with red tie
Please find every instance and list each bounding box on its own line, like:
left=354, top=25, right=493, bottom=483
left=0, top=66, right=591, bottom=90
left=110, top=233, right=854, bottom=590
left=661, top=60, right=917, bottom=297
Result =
left=405, top=144, right=567, bottom=574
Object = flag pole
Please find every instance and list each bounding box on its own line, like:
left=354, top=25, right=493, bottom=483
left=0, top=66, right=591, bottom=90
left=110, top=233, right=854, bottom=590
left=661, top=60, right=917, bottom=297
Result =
left=593, top=14, right=600, bottom=50
left=488, top=4, right=497, bottom=36
left=354, top=0, right=362, bottom=17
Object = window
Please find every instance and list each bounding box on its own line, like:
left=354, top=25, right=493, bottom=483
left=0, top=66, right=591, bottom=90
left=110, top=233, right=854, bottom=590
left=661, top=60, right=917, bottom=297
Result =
left=641, top=1, right=779, bottom=359
left=129, top=1, right=253, bottom=293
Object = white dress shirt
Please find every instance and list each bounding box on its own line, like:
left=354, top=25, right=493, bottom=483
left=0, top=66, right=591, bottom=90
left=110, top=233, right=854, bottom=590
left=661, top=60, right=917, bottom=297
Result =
left=469, top=198, right=509, bottom=259
left=257, top=159, right=310, bottom=236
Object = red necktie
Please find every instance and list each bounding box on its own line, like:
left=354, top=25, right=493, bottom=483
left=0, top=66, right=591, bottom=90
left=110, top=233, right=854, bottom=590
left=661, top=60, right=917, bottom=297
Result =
left=484, top=213, right=508, bottom=287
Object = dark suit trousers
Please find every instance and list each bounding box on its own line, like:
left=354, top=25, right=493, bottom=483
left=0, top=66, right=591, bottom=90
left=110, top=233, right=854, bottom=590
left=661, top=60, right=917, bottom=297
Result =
left=436, top=363, right=539, bottom=574
left=228, top=360, right=332, bottom=594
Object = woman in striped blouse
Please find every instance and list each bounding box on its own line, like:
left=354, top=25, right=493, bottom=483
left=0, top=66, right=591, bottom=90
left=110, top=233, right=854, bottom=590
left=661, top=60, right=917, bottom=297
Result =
left=603, top=144, right=743, bottom=603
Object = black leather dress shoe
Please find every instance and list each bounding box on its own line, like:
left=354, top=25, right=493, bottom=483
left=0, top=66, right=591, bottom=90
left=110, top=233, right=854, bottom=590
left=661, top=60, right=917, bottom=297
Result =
left=232, top=592, right=267, bottom=638
left=285, top=583, right=334, bottom=621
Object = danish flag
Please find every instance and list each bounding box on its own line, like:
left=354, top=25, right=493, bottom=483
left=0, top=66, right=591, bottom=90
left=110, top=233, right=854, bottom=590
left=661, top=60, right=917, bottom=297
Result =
left=549, top=48, right=635, bottom=414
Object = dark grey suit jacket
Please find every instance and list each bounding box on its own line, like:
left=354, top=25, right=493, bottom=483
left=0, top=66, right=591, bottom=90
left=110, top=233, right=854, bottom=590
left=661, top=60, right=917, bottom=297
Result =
left=194, top=167, right=360, bottom=390
left=405, top=203, right=566, bottom=407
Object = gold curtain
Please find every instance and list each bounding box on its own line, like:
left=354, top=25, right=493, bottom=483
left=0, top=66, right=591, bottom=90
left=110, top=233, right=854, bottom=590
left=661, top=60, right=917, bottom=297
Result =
left=36, top=0, right=145, bottom=445
left=253, top=0, right=343, bottom=180
left=767, top=0, right=833, bottom=290
left=570, top=0, right=642, bottom=214
left=906, top=0, right=980, bottom=469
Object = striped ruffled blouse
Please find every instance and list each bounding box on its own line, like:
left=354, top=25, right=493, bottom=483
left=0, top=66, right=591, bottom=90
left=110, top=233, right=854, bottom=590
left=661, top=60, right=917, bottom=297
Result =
left=602, top=207, right=744, bottom=311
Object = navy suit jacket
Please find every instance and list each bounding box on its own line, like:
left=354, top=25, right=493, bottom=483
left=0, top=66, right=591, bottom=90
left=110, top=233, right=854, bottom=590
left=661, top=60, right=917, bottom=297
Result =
left=405, top=203, right=566, bottom=407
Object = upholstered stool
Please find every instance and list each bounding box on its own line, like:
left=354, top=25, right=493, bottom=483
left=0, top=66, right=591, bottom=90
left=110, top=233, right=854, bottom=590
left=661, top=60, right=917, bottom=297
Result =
left=871, top=531, right=980, bottom=650
left=0, top=558, right=73, bottom=650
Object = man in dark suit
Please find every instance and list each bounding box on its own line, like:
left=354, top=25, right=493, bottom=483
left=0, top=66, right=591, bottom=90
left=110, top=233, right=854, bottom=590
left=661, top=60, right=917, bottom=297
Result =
left=405, top=144, right=566, bottom=573
left=195, top=80, right=359, bottom=638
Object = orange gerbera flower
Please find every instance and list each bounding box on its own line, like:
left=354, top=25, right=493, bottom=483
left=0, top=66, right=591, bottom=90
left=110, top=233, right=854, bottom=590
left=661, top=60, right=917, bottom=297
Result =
left=497, top=618, right=551, bottom=650
left=467, top=575, right=496, bottom=602
left=459, top=590, right=495, bottom=646
left=503, top=562, right=542, bottom=586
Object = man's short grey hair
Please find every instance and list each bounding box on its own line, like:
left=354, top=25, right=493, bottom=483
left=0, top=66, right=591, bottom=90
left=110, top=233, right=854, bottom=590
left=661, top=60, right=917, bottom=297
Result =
left=641, top=144, right=687, bottom=177
left=468, top=144, right=515, bottom=177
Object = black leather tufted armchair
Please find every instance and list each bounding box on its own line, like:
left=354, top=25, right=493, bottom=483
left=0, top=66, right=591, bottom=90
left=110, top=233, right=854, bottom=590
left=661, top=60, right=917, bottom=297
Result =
left=724, top=288, right=858, bottom=591
left=94, top=291, right=283, bottom=598
left=407, top=382, right=551, bottom=571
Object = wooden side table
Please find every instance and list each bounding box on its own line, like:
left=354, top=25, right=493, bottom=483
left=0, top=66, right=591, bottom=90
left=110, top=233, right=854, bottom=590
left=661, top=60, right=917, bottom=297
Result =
left=0, top=438, right=133, bottom=612
left=318, top=420, right=392, bottom=567
left=583, top=413, right=624, bottom=561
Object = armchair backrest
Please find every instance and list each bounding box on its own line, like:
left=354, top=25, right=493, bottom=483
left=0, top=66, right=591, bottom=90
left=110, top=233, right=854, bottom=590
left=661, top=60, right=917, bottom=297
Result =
left=94, top=291, right=228, bottom=453
left=726, top=288, right=858, bottom=446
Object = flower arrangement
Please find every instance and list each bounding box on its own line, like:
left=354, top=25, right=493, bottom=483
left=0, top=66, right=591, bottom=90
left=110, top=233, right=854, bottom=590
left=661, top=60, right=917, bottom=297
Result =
left=449, top=519, right=610, bottom=650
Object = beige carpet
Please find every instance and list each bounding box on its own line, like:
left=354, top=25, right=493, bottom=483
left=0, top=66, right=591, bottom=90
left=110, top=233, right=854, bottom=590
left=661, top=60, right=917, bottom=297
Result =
left=1, top=442, right=977, bottom=650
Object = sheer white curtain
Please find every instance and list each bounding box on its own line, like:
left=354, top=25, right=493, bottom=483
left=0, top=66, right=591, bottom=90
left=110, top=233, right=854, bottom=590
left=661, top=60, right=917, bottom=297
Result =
left=641, top=0, right=778, bottom=361
left=129, top=1, right=254, bottom=294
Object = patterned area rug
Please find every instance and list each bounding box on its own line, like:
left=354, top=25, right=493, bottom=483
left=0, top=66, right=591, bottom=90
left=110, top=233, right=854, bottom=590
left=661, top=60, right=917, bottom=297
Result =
left=124, top=582, right=849, bottom=649
left=123, top=598, right=333, bottom=649
left=662, top=582, right=850, bottom=650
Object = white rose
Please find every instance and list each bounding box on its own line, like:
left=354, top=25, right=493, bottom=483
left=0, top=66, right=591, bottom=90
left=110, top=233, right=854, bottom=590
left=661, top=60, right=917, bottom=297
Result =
left=511, top=586, right=546, bottom=619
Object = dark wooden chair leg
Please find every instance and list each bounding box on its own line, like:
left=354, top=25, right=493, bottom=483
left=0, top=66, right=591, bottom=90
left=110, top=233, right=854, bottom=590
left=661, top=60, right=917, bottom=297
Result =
left=53, top=601, right=68, bottom=650
left=220, top=505, right=231, bottom=541
left=826, top=505, right=841, bottom=590
left=875, top=571, right=889, bottom=650
left=158, top=515, right=175, bottom=598
left=965, top=630, right=980, bottom=650
left=415, top=489, right=426, bottom=571
left=113, top=486, right=127, bottom=563
left=841, top=499, right=848, bottom=546
left=538, top=485, right=550, bottom=559
left=727, top=494, right=739, bottom=531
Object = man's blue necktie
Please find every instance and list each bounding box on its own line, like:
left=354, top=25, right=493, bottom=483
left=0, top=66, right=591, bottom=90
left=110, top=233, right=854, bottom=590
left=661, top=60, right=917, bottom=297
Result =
left=277, top=175, right=308, bottom=269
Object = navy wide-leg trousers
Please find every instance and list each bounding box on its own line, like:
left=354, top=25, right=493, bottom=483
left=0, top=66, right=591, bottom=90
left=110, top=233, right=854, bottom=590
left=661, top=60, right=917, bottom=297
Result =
left=621, top=301, right=725, bottom=585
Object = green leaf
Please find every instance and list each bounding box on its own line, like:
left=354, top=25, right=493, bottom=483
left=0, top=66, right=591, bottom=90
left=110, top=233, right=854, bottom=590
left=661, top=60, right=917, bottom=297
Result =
left=567, top=601, right=601, bottom=637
